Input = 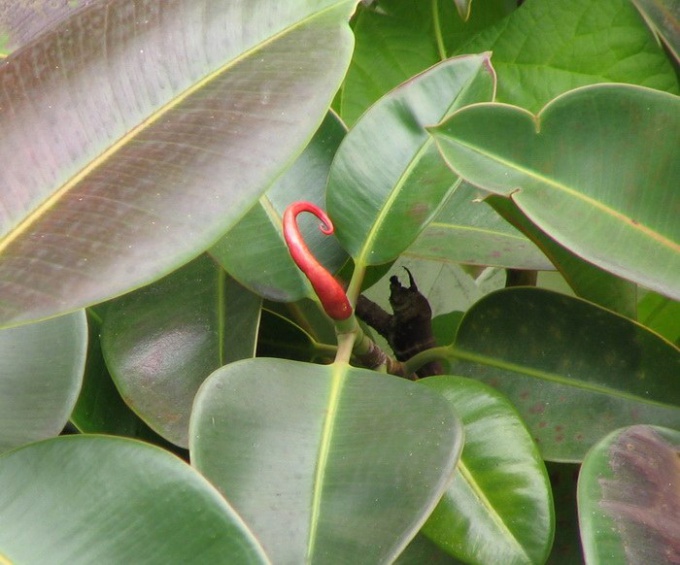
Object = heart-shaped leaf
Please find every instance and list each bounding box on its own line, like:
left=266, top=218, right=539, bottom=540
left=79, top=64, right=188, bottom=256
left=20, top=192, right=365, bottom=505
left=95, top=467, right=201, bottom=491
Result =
left=430, top=84, right=680, bottom=300
left=578, top=425, right=680, bottom=564
left=0, top=435, right=267, bottom=563
left=101, top=255, right=260, bottom=448
left=190, top=358, right=462, bottom=563
left=0, top=0, right=358, bottom=327
left=211, top=111, right=347, bottom=302
left=459, top=0, right=679, bottom=111
left=421, top=377, right=554, bottom=565
left=0, top=311, right=86, bottom=453
left=327, top=53, right=496, bottom=267
left=447, top=287, right=680, bottom=461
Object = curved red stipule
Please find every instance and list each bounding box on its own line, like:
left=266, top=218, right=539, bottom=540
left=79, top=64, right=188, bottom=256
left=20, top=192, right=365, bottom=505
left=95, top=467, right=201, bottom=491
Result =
left=283, top=202, right=352, bottom=320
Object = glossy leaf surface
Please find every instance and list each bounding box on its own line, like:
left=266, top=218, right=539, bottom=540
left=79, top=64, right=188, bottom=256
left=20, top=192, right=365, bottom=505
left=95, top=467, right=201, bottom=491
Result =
left=449, top=287, right=680, bottom=461
left=0, top=435, right=266, bottom=564
left=578, top=425, right=680, bottom=564
left=0, top=310, right=86, bottom=453
left=190, top=358, right=462, bottom=564
left=406, top=182, right=553, bottom=270
left=421, top=377, right=554, bottom=565
left=101, top=255, right=259, bottom=448
left=327, top=53, right=495, bottom=266
left=431, top=85, right=680, bottom=300
left=211, top=112, right=347, bottom=302
left=0, top=0, right=357, bottom=327
left=70, top=310, right=168, bottom=443
left=459, top=0, right=679, bottom=111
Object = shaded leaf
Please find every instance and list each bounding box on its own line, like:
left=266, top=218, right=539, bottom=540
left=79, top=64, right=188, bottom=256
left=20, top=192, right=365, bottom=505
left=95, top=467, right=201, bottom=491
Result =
left=211, top=111, right=347, bottom=302
left=0, top=310, right=86, bottom=453
left=190, top=358, right=462, bottom=564
left=488, top=194, right=638, bottom=317
left=328, top=53, right=496, bottom=266
left=638, top=292, right=680, bottom=346
left=578, top=425, right=680, bottom=564
left=71, top=309, right=173, bottom=446
left=406, top=182, right=553, bottom=270
left=101, top=255, right=260, bottom=448
left=545, top=462, right=584, bottom=564
left=0, top=0, right=357, bottom=327
left=631, top=0, right=680, bottom=63
left=458, top=0, right=679, bottom=112
left=0, top=435, right=267, bottom=564
left=447, top=287, right=680, bottom=461
left=430, top=84, right=680, bottom=300
left=421, top=377, right=554, bottom=565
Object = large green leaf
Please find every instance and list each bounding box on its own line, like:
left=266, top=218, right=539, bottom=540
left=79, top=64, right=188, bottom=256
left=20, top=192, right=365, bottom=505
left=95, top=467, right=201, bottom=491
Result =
left=430, top=84, right=680, bottom=300
left=0, top=0, right=358, bottom=328
left=0, top=310, right=86, bottom=453
left=421, top=377, right=554, bottom=565
left=578, top=425, right=680, bottom=564
left=458, top=0, right=679, bottom=112
left=405, top=182, right=553, bottom=270
left=101, top=255, right=260, bottom=448
left=327, top=53, right=495, bottom=267
left=0, top=435, right=266, bottom=564
left=190, top=358, right=462, bottom=563
left=447, top=287, right=680, bottom=461
left=211, top=111, right=347, bottom=302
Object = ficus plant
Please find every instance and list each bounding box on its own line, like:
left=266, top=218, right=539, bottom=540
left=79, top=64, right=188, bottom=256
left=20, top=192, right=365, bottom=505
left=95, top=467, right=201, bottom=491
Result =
left=0, top=0, right=678, bottom=563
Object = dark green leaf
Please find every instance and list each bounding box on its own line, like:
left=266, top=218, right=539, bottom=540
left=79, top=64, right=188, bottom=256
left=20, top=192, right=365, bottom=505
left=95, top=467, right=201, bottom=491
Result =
left=448, top=287, right=680, bottom=461
left=101, top=255, right=260, bottom=448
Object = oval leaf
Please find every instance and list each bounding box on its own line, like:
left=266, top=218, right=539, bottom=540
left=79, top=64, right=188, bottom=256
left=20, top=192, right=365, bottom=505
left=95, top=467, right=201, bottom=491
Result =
left=0, top=435, right=267, bottom=563
left=0, top=0, right=357, bottom=327
left=578, top=425, right=680, bottom=564
left=421, top=377, right=554, bottom=565
left=430, top=84, right=680, bottom=300
left=0, top=310, right=86, bottom=453
left=327, top=53, right=496, bottom=266
left=101, top=255, right=260, bottom=448
left=448, top=287, right=680, bottom=461
left=190, top=358, right=462, bottom=564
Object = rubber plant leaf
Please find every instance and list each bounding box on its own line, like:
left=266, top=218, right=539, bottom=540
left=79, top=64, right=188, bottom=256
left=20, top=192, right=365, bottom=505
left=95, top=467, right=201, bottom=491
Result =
left=0, top=0, right=358, bottom=327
